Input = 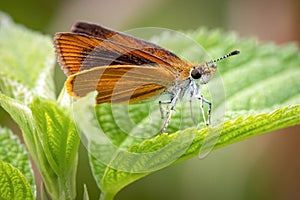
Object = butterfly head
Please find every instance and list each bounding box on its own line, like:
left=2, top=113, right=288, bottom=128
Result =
left=190, top=63, right=217, bottom=84
left=190, top=50, right=240, bottom=84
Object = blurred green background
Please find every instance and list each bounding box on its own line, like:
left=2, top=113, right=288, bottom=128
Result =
left=1, top=0, right=300, bottom=199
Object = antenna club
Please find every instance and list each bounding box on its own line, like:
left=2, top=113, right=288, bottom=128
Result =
left=229, top=50, right=240, bottom=56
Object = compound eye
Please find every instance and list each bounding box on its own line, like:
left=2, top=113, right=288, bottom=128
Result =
left=191, top=68, right=202, bottom=79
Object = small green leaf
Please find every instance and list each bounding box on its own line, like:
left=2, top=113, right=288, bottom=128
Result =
left=30, top=98, right=80, bottom=199
left=0, top=160, right=34, bottom=200
left=0, top=127, right=35, bottom=192
left=30, top=98, right=80, bottom=176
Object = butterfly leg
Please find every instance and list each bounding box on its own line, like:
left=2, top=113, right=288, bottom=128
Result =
left=189, top=88, right=199, bottom=125
left=159, top=99, right=172, bottom=121
left=205, top=99, right=212, bottom=126
left=160, top=88, right=182, bottom=134
left=197, top=95, right=212, bottom=126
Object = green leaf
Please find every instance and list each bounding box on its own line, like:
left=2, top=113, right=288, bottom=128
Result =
left=0, top=127, right=35, bottom=192
left=0, top=160, right=34, bottom=200
left=30, top=98, right=80, bottom=199
left=89, top=106, right=300, bottom=197
left=72, top=29, right=300, bottom=198
left=0, top=12, right=56, bottom=102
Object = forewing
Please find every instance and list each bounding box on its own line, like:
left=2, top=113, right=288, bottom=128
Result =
left=54, top=32, right=182, bottom=76
left=71, top=22, right=186, bottom=65
left=65, top=64, right=176, bottom=104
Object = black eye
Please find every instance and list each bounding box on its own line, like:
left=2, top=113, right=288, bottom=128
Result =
left=191, top=68, right=202, bottom=79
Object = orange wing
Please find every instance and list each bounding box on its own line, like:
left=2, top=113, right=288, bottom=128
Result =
left=54, top=24, right=188, bottom=76
left=65, top=64, right=176, bottom=103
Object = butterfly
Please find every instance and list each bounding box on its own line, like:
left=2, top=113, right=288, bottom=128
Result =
left=54, top=22, right=239, bottom=133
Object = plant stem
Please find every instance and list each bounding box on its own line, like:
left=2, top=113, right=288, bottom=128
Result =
left=100, top=192, right=116, bottom=200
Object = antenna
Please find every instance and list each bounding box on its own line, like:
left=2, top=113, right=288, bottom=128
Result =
left=207, top=50, right=240, bottom=65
